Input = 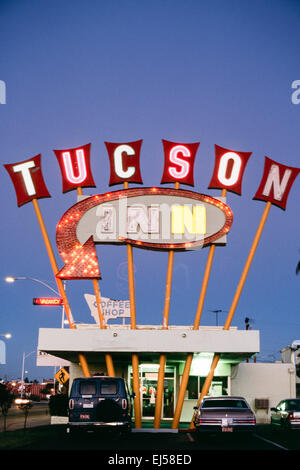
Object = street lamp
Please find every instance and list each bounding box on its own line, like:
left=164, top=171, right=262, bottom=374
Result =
left=208, top=309, right=228, bottom=326
left=5, top=275, right=72, bottom=328
left=0, top=333, right=12, bottom=339
left=20, top=351, right=35, bottom=398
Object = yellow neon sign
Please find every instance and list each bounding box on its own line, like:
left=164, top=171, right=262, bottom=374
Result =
left=171, top=205, right=206, bottom=234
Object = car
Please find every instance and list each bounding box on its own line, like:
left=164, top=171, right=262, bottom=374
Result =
left=193, top=396, right=256, bottom=434
left=66, top=376, right=133, bottom=435
left=270, top=399, right=300, bottom=430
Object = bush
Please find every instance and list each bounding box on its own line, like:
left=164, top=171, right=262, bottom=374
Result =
left=48, top=394, right=68, bottom=416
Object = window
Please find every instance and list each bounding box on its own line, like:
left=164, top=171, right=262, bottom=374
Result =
left=186, top=376, right=198, bottom=399
left=202, top=399, right=248, bottom=409
left=286, top=400, right=300, bottom=411
left=79, top=381, right=96, bottom=395
left=100, top=381, right=118, bottom=395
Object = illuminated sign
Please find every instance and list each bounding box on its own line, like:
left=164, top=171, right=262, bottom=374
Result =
left=56, top=188, right=233, bottom=279
left=53, top=143, right=96, bottom=193
left=105, top=140, right=143, bottom=186
left=4, top=155, right=51, bottom=206
left=33, top=298, right=63, bottom=306
left=253, top=157, right=300, bottom=210
left=161, top=140, right=200, bottom=186
left=208, top=145, right=252, bottom=195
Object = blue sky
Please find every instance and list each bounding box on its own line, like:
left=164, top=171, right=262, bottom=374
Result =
left=1, top=0, right=300, bottom=380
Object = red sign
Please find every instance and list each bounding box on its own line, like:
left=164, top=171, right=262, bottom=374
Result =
left=160, top=140, right=200, bottom=186
left=53, top=143, right=96, bottom=193
left=33, top=298, right=63, bottom=306
left=253, top=157, right=300, bottom=210
left=208, top=145, right=252, bottom=195
left=4, top=154, right=51, bottom=206
left=105, top=140, right=143, bottom=186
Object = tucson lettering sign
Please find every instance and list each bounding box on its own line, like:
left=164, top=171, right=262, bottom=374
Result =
left=4, top=140, right=300, bottom=281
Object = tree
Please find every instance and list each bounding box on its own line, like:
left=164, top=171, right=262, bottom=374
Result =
left=0, top=383, right=14, bottom=432
left=17, top=400, right=33, bottom=430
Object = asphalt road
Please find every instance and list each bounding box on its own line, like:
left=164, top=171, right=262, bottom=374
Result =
left=1, top=404, right=300, bottom=453
left=0, top=402, right=50, bottom=431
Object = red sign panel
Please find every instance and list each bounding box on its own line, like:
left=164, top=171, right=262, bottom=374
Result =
left=4, top=154, right=51, bottom=207
left=160, top=140, right=200, bottom=186
left=208, top=145, right=252, bottom=195
left=253, top=157, right=300, bottom=210
left=53, top=143, right=96, bottom=193
left=33, top=298, right=63, bottom=306
left=105, top=140, right=143, bottom=186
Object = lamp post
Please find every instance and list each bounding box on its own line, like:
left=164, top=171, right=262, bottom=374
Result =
left=208, top=309, right=228, bottom=326
left=20, top=350, right=35, bottom=398
left=5, top=276, right=70, bottom=328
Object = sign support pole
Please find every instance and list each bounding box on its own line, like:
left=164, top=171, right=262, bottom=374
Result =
left=171, top=189, right=227, bottom=429
left=154, top=182, right=179, bottom=428
left=76, top=187, right=115, bottom=377
left=31, top=198, right=91, bottom=377
left=189, top=201, right=272, bottom=429
left=124, top=181, right=142, bottom=429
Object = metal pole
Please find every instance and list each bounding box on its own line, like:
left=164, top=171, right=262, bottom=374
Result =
left=77, top=187, right=115, bottom=378
left=189, top=201, right=272, bottom=429
left=21, top=352, right=25, bottom=399
left=124, top=181, right=142, bottom=428
left=154, top=182, right=179, bottom=429
left=31, top=198, right=91, bottom=377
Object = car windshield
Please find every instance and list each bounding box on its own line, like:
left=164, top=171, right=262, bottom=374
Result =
left=286, top=400, right=300, bottom=411
left=202, top=399, right=249, bottom=409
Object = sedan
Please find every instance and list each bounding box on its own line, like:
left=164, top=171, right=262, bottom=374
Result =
left=270, top=399, right=300, bottom=430
left=193, top=396, right=256, bottom=434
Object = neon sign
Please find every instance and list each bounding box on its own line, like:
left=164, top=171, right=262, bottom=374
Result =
left=208, top=145, right=252, bottom=195
left=54, top=143, right=96, bottom=193
left=161, top=140, right=199, bottom=186
left=56, top=188, right=233, bottom=279
left=4, top=155, right=51, bottom=206
left=253, top=157, right=300, bottom=210
left=33, top=298, right=63, bottom=306
left=105, top=140, right=143, bottom=186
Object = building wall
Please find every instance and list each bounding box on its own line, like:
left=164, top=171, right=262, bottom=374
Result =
left=231, top=363, right=296, bottom=423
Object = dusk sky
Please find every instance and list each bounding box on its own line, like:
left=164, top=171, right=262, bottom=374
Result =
left=1, top=0, right=300, bottom=381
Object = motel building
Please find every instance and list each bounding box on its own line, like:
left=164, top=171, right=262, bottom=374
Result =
left=37, top=324, right=298, bottom=425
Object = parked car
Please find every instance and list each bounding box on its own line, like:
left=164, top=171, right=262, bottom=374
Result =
left=193, top=396, right=256, bottom=434
left=67, top=376, right=133, bottom=435
left=270, top=399, right=300, bottom=430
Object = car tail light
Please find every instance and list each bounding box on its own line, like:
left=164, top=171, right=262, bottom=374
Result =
left=69, top=399, right=74, bottom=410
left=122, top=399, right=127, bottom=409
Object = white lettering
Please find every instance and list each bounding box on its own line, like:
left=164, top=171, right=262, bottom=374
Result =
left=262, top=164, right=292, bottom=201
left=168, top=145, right=191, bottom=179
left=13, top=161, right=36, bottom=196
left=114, top=144, right=136, bottom=179
left=62, top=149, right=87, bottom=184
left=218, top=151, right=242, bottom=186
